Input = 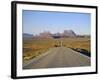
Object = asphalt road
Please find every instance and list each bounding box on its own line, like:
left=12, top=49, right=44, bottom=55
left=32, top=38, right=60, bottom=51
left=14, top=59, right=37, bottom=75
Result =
left=23, top=47, right=90, bottom=69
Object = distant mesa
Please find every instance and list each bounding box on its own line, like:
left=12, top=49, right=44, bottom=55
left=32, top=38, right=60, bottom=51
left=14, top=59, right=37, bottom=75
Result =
left=52, top=32, right=61, bottom=38
left=63, top=30, right=76, bottom=37
left=37, top=30, right=77, bottom=39
left=23, top=33, right=34, bottom=40
left=39, top=31, right=53, bottom=39
left=23, top=30, right=89, bottom=39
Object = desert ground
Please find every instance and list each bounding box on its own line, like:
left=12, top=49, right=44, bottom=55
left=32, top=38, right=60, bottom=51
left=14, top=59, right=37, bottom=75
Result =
left=23, top=37, right=90, bottom=69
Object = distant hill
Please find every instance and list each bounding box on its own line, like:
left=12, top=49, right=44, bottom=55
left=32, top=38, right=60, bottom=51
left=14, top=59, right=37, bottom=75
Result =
left=38, top=31, right=53, bottom=39
left=62, top=30, right=76, bottom=37
left=77, top=35, right=90, bottom=38
left=25, top=30, right=90, bottom=39
left=23, top=33, right=33, bottom=40
left=52, top=32, right=61, bottom=38
left=35, top=30, right=77, bottom=39
left=52, top=30, right=77, bottom=38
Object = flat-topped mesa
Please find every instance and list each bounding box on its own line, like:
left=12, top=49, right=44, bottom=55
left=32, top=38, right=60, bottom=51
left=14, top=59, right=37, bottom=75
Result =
left=23, top=33, right=34, bottom=40
left=36, top=30, right=77, bottom=39
left=39, top=31, right=53, bottom=39
left=23, top=30, right=77, bottom=39
left=62, top=30, right=77, bottom=37
left=52, top=30, right=77, bottom=38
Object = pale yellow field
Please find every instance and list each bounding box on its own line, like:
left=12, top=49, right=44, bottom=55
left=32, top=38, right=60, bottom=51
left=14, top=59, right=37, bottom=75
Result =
left=23, top=37, right=90, bottom=63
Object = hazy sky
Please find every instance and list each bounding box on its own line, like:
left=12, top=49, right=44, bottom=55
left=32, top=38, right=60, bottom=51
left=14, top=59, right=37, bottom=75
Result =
left=22, top=10, right=91, bottom=35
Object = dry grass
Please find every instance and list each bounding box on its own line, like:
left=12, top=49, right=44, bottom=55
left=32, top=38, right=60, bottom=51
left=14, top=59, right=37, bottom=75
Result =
left=60, top=38, right=90, bottom=52
left=23, top=37, right=90, bottom=63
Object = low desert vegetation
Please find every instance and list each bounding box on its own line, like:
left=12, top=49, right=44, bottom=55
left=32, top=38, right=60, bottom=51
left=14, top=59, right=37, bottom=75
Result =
left=23, top=37, right=90, bottom=64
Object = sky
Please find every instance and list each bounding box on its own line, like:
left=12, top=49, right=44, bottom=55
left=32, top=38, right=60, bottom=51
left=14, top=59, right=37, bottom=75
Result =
left=22, top=10, right=91, bottom=35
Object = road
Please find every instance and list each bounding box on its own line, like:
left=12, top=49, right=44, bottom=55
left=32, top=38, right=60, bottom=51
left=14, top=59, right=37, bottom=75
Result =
left=23, top=47, right=90, bottom=69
